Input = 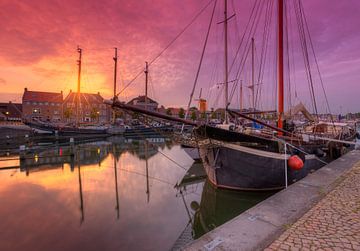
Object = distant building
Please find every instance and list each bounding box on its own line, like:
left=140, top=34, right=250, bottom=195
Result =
left=22, top=88, right=63, bottom=122
left=127, top=95, right=158, bottom=111
left=198, top=99, right=207, bottom=113
left=63, top=91, right=110, bottom=124
left=0, top=101, right=22, bottom=122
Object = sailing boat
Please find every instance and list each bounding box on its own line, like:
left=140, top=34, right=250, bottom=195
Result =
left=106, top=0, right=357, bottom=191
left=25, top=47, right=109, bottom=135
left=192, top=0, right=357, bottom=190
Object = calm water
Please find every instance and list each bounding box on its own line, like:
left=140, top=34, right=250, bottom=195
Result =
left=0, top=137, right=273, bottom=251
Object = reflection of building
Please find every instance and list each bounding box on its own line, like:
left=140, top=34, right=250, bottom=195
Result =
left=0, top=101, right=22, bottom=121
left=22, top=88, right=63, bottom=122
left=63, top=91, right=111, bottom=123
left=127, top=95, right=158, bottom=111
left=19, top=142, right=111, bottom=172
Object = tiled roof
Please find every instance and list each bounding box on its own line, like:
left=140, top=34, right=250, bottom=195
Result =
left=128, top=95, right=158, bottom=105
left=0, top=102, right=22, bottom=118
left=23, top=90, right=63, bottom=103
left=63, top=92, right=104, bottom=104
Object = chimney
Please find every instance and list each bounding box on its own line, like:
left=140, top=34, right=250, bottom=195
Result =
left=24, top=87, right=28, bottom=92
left=97, top=91, right=100, bottom=95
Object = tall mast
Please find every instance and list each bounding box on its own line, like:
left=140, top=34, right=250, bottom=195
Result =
left=224, top=0, right=229, bottom=124
left=113, top=48, right=118, bottom=98
left=76, top=46, right=82, bottom=127
left=240, top=80, right=243, bottom=111
left=277, top=0, right=284, bottom=130
left=144, top=62, right=149, bottom=110
left=113, top=48, right=118, bottom=123
left=251, top=37, right=255, bottom=112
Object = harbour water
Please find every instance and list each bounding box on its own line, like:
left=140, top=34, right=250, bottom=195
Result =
left=0, top=137, right=273, bottom=251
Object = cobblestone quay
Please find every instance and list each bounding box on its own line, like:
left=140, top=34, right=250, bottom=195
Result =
left=266, top=161, right=360, bottom=251
left=184, top=150, right=360, bottom=251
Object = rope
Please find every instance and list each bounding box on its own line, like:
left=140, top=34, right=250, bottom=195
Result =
left=116, top=0, right=215, bottom=97
left=183, top=0, right=217, bottom=123
left=299, top=0, right=335, bottom=127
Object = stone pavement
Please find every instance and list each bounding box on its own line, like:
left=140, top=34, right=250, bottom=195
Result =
left=265, top=161, right=360, bottom=251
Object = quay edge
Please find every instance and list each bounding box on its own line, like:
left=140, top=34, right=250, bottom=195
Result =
left=183, top=149, right=360, bottom=251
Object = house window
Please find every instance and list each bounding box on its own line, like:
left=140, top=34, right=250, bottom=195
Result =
left=32, top=108, right=41, bottom=114
left=45, top=102, right=49, bottom=105
left=54, top=110, right=59, bottom=115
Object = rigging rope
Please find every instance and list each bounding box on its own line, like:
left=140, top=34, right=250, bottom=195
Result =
left=293, top=0, right=318, bottom=118
left=299, top=0, right=335, bottom=125
left=183, top=0, right=217, bottom=125
left=116, top=0, right=215, bottom=97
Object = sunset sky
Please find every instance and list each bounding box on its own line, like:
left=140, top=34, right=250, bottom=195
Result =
left=0, top=0, right=359, bottom=113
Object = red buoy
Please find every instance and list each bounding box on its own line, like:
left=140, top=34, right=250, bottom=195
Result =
left=288, top=155, right=304, bottom=171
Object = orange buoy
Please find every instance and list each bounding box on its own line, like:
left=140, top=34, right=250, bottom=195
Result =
left=288, top=155, right=304, bottom=171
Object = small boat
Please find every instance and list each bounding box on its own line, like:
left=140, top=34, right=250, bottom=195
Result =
left=25, top=120, right=108, bottom=135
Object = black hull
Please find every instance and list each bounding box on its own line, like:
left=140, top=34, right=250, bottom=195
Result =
left=199, top=140, right=326, bottom=191
left=195, top=125, right=356, bottom=191
left=25, top=122, right=107, bottom=135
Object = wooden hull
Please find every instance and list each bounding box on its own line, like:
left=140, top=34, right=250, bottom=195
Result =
left=198, top=139, right=326, bottom=191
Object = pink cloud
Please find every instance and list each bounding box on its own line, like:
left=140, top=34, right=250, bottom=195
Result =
left=0, top=0, right=359, bottom=112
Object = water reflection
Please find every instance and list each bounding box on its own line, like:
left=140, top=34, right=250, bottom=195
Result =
left=172, top=164, right=274, bottom=249
left=0, top=137, right=273, bottom=251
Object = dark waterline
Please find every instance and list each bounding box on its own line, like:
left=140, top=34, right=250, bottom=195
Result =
left=0, top=138, right=274, bottom=251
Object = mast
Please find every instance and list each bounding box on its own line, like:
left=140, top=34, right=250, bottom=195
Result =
left=144, top=62, right=149, bottom=110
left=240, top=80, right=243, bottom=111
left=251, top=37, right=255, bottom=112
left=277, top=0, right=284, bottom=130
left=224, top=0, right=229, bottom=124
left=76, top=46, right=82, bottom=127
left=113, top=48, right=118, bottom=123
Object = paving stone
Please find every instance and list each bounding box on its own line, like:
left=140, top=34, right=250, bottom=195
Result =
left=267, top=161, right=360, bottom=251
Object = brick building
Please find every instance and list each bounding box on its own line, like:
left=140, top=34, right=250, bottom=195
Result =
left=22, top=88, right=63, bottom=122
left=62, top=91, right=110, bottom=124
left=0, top=102, right=22, bottom=122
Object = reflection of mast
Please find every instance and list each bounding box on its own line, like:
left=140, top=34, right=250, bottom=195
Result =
left=78, top=160, right=85, bottom=224
left=114, top=153, right=120, bottom=219
left=145, top=140, right=150, bottom=203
